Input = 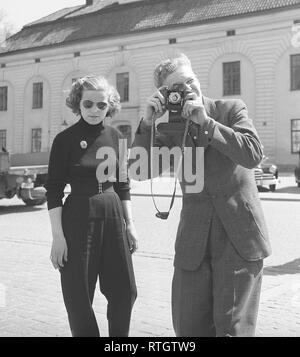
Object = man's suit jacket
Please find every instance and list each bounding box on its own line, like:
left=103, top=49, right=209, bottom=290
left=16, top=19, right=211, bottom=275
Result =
left=131, top=96, right=271, bottom=270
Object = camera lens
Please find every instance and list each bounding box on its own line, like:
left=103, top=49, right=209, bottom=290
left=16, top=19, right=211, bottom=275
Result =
left=168, top=92, right=181, bottom=104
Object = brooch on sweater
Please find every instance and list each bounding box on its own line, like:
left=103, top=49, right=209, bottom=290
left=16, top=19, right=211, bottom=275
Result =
left=80, top=140, right=87, bottom=149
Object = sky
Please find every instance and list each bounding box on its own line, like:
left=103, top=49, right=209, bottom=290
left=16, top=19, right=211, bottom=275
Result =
left=1, top=0, right=85, bottom=31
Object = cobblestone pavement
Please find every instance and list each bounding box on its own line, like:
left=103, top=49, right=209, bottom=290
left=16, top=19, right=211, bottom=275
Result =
left=0, top=174, right=300, bottom=337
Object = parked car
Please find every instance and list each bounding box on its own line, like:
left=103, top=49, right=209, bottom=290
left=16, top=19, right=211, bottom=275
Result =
left=295, top=170, right=300, bottom=187
left=254, top=156, right=278, bottom=192
left=0, top=151, right=48, bottom=206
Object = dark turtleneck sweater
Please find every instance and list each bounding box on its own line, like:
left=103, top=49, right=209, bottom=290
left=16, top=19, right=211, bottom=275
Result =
left=45, top=117, right=131, bottom=210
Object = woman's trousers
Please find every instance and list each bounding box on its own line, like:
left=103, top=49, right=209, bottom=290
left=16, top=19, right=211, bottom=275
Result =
left=60, top=191, right=137, bottom=337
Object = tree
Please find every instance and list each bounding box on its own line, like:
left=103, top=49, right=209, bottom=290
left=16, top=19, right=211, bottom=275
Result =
left=0, top=9, right=16, bottom=45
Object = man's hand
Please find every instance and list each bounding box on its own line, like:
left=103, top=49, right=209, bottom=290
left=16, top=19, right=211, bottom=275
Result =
left=144, top=89, right=167, bottom=124
left=182, top=93, right=208, bottom=126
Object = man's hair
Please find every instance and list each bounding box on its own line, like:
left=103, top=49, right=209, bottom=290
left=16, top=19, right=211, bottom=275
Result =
left=153, top=53, right=193, bottom=88
left=66, top=75, right=121, bottom=117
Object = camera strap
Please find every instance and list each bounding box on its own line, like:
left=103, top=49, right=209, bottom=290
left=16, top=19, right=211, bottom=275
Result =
left=150, top=114, right=190, bottom=220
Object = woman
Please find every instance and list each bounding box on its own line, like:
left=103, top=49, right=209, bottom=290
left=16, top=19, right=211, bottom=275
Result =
left=45, top=75, right=138, bottom=337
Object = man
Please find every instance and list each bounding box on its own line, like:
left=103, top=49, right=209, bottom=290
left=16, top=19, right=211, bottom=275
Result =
left=131, top=53, right=271, bottom=337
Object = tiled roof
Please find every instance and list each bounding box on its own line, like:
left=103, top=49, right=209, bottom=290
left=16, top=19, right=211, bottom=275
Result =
left=1, top=0, right=300, bottom=55
left=25, top=5, right=85, bottom=26
left=26, top=0, right=113, bottom=25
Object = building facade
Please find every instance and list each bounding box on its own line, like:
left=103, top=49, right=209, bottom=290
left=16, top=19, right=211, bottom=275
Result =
left=0, top=0, right=300, bottom=169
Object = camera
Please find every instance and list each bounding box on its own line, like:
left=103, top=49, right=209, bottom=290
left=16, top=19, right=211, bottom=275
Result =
left=157, top=85, right=192, bottom=135
left=159, top=86, right=185, bottom=123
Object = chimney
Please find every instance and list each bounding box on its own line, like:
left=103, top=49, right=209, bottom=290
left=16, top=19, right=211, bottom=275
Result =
left=86, top=0, right=93, bottom=5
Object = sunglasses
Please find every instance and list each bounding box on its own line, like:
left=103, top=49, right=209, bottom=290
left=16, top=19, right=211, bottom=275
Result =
left=82, top=100, right=108, bottom=110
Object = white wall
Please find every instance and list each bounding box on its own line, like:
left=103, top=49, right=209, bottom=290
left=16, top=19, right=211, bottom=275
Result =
left=275, top=48, right=300, bottom=166
left=23, top=74, right=50, bottom=153
left=0, top=80, right=14, bottom=152
left=207, top=52, right=255, bottom=119
left=0, top=7, right=299, bottom=168
left=107, top=63, right=141, bottom=136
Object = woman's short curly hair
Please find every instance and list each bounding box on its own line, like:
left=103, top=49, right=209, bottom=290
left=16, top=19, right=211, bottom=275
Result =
left=66, top=75, right=121, bottom=117
left=153, top=53, right=192, bottom=88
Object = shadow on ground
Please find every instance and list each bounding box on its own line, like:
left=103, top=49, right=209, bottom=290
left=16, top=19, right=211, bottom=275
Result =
left=258, top=186, right=300, bottom=194
left=258, top=185, right=300, bottom=201
left=257, top=186, right=271, bottom=193
left=264, top=258, right=300, bottom=275
left=0, top=204, right=46, bottom=215
left=273, top=186, right=300, bottom=194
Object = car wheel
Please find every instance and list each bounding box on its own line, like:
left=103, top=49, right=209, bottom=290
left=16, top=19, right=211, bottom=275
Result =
left=269, top=184, right=276, bottom=192
left=22, top=197, right=47, bottom=206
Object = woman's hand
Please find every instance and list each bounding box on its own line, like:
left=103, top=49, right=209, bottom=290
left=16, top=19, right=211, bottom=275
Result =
left=144, top=89, right=167, bottom=124
left=50, top=233, right=68, bottom=270
left=125, top=221, right=138, bottom=254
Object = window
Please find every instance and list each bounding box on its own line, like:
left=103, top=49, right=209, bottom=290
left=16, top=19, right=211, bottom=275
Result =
left=226, top=30, right=236, bottom=36
left=116, top=73, right=129, bottom=102
left=0, top=86, right=8, bottom=111
left=117, top=124, right=132, bottom=147
left=291, top=119, right=300, bottom=153
left=0, top=130, right=6, bottom=150
left=32, top=82, right=43, bottom=109
left=169, top=38, right=177, bottom=44
left=223, top=61, right=241, bottom=96
left=31, top=128, right=42, bottom=153
left=291, top=54, right=300, bottom=91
